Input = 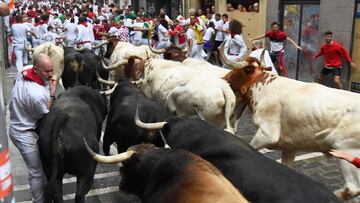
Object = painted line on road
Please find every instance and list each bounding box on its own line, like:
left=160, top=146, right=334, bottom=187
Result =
left=14, top=171, right=120, bottom=192
left=276, top=152, right=324, bottom=163
left=16, top=186, right=119, bottom=203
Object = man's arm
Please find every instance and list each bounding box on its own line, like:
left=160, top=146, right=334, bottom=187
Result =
left=249, top=34, right=265, bottom=42
left=286, top=36, right=302, bottom=50
left=313, top=46, right=323, bottom=59
left=48, top=79, right=57, bottom=109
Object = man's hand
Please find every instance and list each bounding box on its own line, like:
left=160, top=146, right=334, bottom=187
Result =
left=50, top=79, right=57, bottom=96
left=329, top=149, right=355, bottom=163
left=350, top=62, right=357, bottom=70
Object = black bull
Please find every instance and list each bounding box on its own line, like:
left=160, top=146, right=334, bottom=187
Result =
left=38, top=86, right=107, bottom=203
left=103, top=78, right=170, bottom=155
left=132, top=116, right=340, bottom=203
left=62, top=47, right=108, bottom=89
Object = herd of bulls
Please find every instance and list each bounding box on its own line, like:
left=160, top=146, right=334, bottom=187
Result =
left=29, top=38, right=360, bottom=202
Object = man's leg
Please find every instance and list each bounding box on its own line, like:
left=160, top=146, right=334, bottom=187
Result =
left=22, top=150, right=47, bottom=203
left=13, top=45, right=24, bottom=72
left=9, top=132, right=46, bottom=203
left=334, top=75, right=344, bottom=89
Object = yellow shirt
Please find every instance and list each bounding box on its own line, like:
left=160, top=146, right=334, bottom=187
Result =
left=191, top=24, right=204, bottom=44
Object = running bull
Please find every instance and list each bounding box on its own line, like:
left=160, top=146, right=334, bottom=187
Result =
left=134, top=113, right=341, bottom=203
left=38, top=86, right=107, bottom=203
left=85, top=143, right=249, bottom=203
left=62, top=47, right=108, bottom=89
left=138, top=59, right=236, bottom=133
left=102, top=78, right=170, bottom=155
left=219, top=41, right=360, bottom=200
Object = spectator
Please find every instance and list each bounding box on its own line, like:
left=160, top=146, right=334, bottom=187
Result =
left=249, top=40, right=278, bottom=75
left=237, top=4, right=247, bottom=12
left=227, top=3, right=234, bottom=11
left=253, top=2, right=259, bottom=12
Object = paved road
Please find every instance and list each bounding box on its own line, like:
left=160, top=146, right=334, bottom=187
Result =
left=3, top=67, right=353, bottom=203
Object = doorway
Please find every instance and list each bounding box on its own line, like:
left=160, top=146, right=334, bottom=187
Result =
left=280, top=1, right=321, bottom=82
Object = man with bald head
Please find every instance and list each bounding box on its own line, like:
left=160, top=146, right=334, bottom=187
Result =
left=9, top=54, right=57, bottom=203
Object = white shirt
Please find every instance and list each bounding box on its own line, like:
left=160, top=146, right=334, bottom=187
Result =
left=157, top=24, right=169, bottom=41
left=186, top=28, right=196, bottom=48
left=63, top=22, right=77, bottom=40
left=224, top=34, right=247, bottom=61
left=9, top=68, right=49, bottom=133
left=249, top=48, right=278, bottom=75
left=223, top=21, right=230, bottom=39
left=76, top=23, right=94, bottom=42
left=203, top=27, right=215, bottom=41
left=43, top=31, right=59, bottom=43
left=108, top=27, right=118, bottom=35
left=11, top=23, right=30, bottom=44
left=214, top=19, right=224, bottom=41
left=133, top=22, right=144, bottom=41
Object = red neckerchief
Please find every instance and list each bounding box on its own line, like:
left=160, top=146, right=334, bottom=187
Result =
left=34, top=22, right=41, bottom=27
left=231, top=32, right=236, bottom=38
left=80, top=22, right=88, bottom=27
left=21, top=68, right=45, bottom=86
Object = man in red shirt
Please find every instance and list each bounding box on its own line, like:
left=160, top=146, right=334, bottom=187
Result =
left=314, top=31, right=356, bottom=89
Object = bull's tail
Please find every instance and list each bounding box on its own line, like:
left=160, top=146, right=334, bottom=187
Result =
left=221, top=84, right=236, bottom=134
left=46, top=112, right=68, bottom=198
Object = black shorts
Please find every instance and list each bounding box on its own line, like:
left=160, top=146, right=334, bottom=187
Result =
left=320, top=67, right=341, bottom=76
left=213, top=40, right=223, bottom=51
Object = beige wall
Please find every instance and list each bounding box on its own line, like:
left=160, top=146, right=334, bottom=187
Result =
left=217, top=0, right=268, bottom=55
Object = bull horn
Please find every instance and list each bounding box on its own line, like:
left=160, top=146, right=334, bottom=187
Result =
left=96, top=66, right=116, bottom=85
left=93, top=40, right=109, bottom=49
left=148, top=39, right=166, bottom=54
left=135, top=107, right=167, bottom=129
left=260, top=49, right=266, bottom=67
left=101, top=58, right=129, bottom=71
left=219, top=40, right=248, bottom=69
left=100, top=83, right=118, bottom=95
left=83, top=137, right=135, bottom=164
left=25, top=41, right=34, bottom=52
left=73, top=46, right=85, bottom=51
left=182, top=48, right=188, bottom=54
left=131, top=79, right=144, bottom=86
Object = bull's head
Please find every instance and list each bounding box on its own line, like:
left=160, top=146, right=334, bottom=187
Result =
left=84, top=137, right=156, bottom=194
left=104, top=37, right=120, bottom=58
left=148, top=42, right=187, bottom=62
left=220, top=41, right=277, bottom=110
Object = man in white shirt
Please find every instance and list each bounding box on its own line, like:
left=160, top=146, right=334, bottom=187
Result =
left=213, top=13, right=224, bottom=65
left=11, top=15, right=37, bottom=72
left=75, top=16, right=94, bottom=50
left=9, top=54, right=57, bottom=203
left=62, top=18, right=78, bottom=46
left=249, top=40, right=278, bottom=75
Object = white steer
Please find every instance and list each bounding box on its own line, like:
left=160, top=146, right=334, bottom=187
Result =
left=220, top=42, right=360, bottom=200
left=137, top=59, right=236, bottom=133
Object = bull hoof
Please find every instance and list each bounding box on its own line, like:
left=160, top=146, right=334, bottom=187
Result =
left=335, top=187, right=359, bottom=201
